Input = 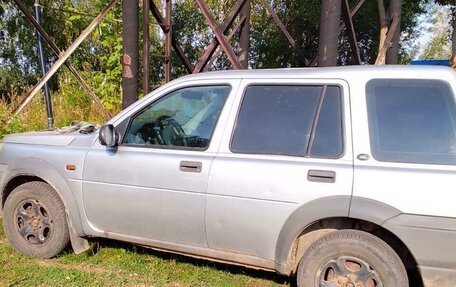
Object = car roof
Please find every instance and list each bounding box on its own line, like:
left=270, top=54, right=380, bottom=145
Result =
left=175, top=65, right=454, bottom=82
left=110, top=65, right=455, bottom=125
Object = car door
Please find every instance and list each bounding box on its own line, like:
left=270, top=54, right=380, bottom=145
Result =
left=352, top=77, right=456, bottom=216
left=205, top=78, right=354, bottom=260
left=351, top=76, right=456, bottom=270
left=82, top=81, right=239, bottom=246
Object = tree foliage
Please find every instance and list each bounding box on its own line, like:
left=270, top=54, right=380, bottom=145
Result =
left=0, top=0, right=432, bottom=129
left=421, top=5, right=452, bottom=59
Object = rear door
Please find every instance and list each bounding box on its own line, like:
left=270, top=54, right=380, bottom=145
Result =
left=351, top=76, right=456, bottom=271
left=205, top=78, right=354, bottom=260
left=352, top=78, right=456, bottom=217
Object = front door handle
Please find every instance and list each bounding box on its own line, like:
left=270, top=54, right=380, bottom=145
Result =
left=307, top=170, right=336, bottom=183
left=179, top=161, right=202, bottom=173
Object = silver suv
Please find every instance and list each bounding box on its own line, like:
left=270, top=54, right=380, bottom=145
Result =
left=1, top=66, right=456, bottom=287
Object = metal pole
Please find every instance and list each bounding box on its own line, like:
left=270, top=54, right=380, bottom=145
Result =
left=386, top=0, right=402, bottom=64
left=34, top=0, right=54, bottom=130
left=318, top=0, right=342, bottom=67
left=308, top=0, right=365, bottom=66
left=165, top=0, right=172, bottom=82
left=142, top=0, right=150, bottom=94
left=341, top=0, right=361, bottom=65
left=122, top=0, right=139, bottom=109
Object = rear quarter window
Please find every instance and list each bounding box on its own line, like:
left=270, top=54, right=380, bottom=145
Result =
left=366, top=79, right=456, bottom=165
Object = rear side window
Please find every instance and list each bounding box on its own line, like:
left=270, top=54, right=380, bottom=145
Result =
left=231, top=85, right=343, bottom=158
left=367, top=79, right=456, bottom=165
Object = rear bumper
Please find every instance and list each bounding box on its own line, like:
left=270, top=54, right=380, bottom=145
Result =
left=420, top=266, right=456, bottom=287
left=383, top=214, right=456, bottom=286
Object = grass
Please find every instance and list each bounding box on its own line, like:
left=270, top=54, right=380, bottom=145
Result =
left=1, top=75, right=288, bottom=287
left=1, top=81, right=112, bottom=138
left=0, top=217, right=292, bottom=287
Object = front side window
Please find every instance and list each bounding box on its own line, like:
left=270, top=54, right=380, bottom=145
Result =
left=367, top=79, right=456, bottom=165
left=231, top=85, right=343, bottom=158
left=124, top=85, right=230, bottom=149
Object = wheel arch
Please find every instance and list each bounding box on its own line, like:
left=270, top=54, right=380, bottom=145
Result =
left=1, top=158, right=84, bottom=236
left=2, top=174, right=45, bottom=210
left=274, top=196, right=351, bottom=274
left=275, top=196, right=424, bottom=286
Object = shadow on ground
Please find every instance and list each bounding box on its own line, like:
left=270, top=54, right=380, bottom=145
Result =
left=86, top=237, right=295, bottom=286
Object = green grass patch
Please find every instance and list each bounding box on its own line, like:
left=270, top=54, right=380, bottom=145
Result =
left=0, top=217, right=291, bottom=287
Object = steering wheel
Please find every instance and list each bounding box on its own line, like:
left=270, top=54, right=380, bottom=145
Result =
left=154, top=115, right=187, bottom=146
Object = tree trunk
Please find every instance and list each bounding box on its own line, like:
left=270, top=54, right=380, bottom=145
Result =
left=122, top=0, right=139, bottom=109
left=386, top=0, right=402, bottom=64
left=318, top=0, right=342, bottom=67
left=239, top=0, right=250, bottom=69
left=376, top=0, right=388, bottom=64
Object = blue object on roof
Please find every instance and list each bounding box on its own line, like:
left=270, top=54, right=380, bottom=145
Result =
left=410, top=60, right=450, bottom=66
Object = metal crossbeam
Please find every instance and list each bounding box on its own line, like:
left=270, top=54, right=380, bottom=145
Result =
left=195, top=0, right=243, bottom=70
left=261, top=0, right=308, bottom=66
left=341, top=0, right=361, bottom=64
left=193, top=0, right=248, bottom=72
left=13, top=0, right=112, bottom=119
left=149, top=0, right=193, bottom=73
left=204, top=15, right=247, bottom=71
left=13, top=0, right=117, bottom=116
left=375, top=15, right=400, bottom=64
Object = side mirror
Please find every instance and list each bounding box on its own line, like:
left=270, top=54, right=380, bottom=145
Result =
left=99, top=124, right=120, bottom=147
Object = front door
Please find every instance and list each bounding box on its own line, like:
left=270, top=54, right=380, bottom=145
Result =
left=82, top=84, right=234, bottom=246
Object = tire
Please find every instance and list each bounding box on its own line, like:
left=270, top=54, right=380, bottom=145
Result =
left=296, top=229, right=408, bottom=287
left=3, top=181, right=70, bottom=258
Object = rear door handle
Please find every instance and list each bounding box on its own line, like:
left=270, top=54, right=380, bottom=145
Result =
left=307, top=170, right=336, bottom=183
left=179, top=161, right=202, bottom=173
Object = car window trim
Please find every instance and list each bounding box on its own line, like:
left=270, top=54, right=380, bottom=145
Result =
left=306, top=85, right=327, bottom=157
left=366, top=78, right=456, bottom=165
left=120, top=84, right=232, bottom=152
left=229, top=83, right=345, bottom=159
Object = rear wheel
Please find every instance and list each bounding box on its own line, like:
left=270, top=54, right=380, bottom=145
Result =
left=3, top=181, right=69, bottom=258
left=296, top=230, right=408, bottom=287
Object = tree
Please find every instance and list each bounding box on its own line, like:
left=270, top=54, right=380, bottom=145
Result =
left=435, top=0, right=455, bottom=64
left=421, top=4, right=452, bottom=60
left=0, top=0, right=430, bottom=105
left=0, top=0, right=128, bottom=111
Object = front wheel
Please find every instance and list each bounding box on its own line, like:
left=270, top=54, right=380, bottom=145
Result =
left=3, top=181, right=70, bottom=258
left=296, top=230, right=408, bottom=287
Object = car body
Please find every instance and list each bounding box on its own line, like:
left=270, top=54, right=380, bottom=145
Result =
left=1, top=65, right=456, bottom=287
